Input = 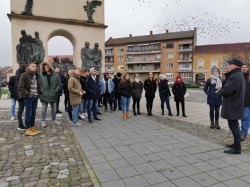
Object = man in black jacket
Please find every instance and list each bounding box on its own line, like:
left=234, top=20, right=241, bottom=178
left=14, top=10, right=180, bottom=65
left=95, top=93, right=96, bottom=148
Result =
left=113, top=72, right=122, bottom=111
left=217, top=58, right=245, bottom=154
left=240, top=64, right=250, bottom=141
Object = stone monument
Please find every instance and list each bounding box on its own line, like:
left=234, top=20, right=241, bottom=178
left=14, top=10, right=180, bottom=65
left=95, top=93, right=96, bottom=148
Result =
left=83, top=0, right=102, bottom=23
left=81, top=42, right=93, bottom=70
left=93, top=42, right=102, bottom=74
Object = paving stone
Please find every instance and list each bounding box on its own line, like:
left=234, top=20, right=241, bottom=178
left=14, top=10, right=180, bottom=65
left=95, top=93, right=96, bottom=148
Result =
left=224, top=178, right=250, bottom=187
left=142, top=171, right=168, bottom=185
left=0, top=182, right=8, bottom=187
left=123, top=176, right=149, bottom=187
left=95, top=170, right=120, bottom=183
left=172, top=177, right=202, bottom=187
left=102, top=179, right=126, bottom=187
left=5, top=176, right=19, bottom=182
left=92, top=162, right=113, bottom=172
left=115, top=166, right=139, bottom=178
left=133, top=163, right=157, bottom=174
left=207, top=169, right=235, bottom=182
left=190, top=173, right=219, bottom=186
left=109, top=159, right=130, bottom=169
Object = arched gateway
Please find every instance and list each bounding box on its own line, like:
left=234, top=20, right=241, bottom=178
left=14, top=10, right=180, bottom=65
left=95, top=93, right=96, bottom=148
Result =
left=8, top=0, right=106, bottom=71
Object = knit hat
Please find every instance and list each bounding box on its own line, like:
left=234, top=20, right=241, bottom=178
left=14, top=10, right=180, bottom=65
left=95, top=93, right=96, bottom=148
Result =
left=176, top=75, right=182, bottom=79
left=227, top=58, right=244, bottom=67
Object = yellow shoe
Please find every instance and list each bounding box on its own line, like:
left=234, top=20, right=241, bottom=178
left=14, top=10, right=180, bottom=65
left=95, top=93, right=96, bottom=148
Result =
left=123, top=113, right=128, bottom=119
left=126, top=112, right=130, bottom=118
left=25, top=128, right=38, bottom=136
left=31, top=127, right=42, bottom=134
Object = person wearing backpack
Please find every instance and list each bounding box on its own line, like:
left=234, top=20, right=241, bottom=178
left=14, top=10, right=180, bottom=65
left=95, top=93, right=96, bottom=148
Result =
left=204, top=68, right=223, bottom=129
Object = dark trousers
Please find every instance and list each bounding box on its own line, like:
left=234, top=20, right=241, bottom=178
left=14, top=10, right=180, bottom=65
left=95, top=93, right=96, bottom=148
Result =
left=64, top=92, right=69, bottom=111
left=56, top=95, right=61, bottom=113
left=160, top=95, right=172, bottom=113
left=98, top=95, right=103, bottom=106
left=87, top=99, right=97, bottom=119
left=103, top=93, right=113, bottom=109
left=114, top=96, right=121, bottom=109
left=209, top=105, right=220, bottom=121
left=18, top=99, right=25, bottom=127
left=133, top=98, right=140, bottom=112
left=24, top=96, right=38, bottom=129
left=228, top=120, right=241, bottom=148
left=176, top=100, right=185, bottom=114
left=146, top=97, right=154, bottom=113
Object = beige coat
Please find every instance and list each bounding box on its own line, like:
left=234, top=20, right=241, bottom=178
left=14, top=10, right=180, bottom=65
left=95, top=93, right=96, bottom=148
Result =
left=68, top=71, right=83, bottom=105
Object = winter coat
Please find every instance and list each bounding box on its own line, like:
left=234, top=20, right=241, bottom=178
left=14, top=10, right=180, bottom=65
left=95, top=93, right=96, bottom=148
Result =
left=8, top=76, right=19, bottom=100
left=217, top=68, right=245, bottom=120
left=172, top=82, right=186, bottom=102
left=40, top=72, right=61, bottom=103
left=159, top=79, right=171, bottom=97
left=80, top=76, right=87, bottom=99
left=132, top=81, right=143, bottom=99
left=100, top=79, right=115, bottom=94
left=119, top=81, right=133, bottom=97
left=243, top=72, right=250, bottom=107
left=85, top=75, right=101, bottom=100
left=18, top=72, right=41, bottom=99
left=68, top=72, right=83, bottom=105
left=144, top=79, right=157, bottom=98
left=203, top=77, right=223, bottom=105
left=113, top=76, right=121, bottom=97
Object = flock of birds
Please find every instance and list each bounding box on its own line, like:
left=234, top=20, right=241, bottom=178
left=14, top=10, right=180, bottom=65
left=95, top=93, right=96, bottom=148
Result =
left=127, top=0, right=241, bottom=41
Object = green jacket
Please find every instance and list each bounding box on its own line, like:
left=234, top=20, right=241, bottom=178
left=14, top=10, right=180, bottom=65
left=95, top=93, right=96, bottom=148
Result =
left=40, top=72, right=61, bottom=103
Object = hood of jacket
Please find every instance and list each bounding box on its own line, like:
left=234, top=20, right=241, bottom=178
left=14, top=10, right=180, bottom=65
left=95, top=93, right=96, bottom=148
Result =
left=40, top=62, right=55, bottom=74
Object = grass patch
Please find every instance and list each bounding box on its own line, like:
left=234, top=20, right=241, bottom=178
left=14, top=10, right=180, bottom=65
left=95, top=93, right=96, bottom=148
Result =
left=0, top=89, right=10, bottom=98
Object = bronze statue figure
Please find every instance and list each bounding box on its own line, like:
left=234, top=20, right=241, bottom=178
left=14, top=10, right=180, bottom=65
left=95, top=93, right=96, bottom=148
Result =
left=22, top=0, right=33, bottom=15
left=33, top=32, right=45, bottom=68
left=92, top=43, right=102, bottom=74
left=81, top=42, right=93, bottom=70
left=52, top=56, right=60, bottom=69
left=83, top=0, right=102, bottom=23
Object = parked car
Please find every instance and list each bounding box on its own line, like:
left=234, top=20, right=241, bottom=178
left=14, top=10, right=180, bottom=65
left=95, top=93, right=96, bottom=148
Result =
left=198, top=80, right=205, bottom=86
left=168, top=80, right=174, bottom=87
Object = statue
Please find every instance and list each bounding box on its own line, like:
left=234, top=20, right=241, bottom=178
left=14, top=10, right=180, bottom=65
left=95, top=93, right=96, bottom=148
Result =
left=33, top=32, right=45, bottom=68
left=52, top=56, right=60, bottom=69
left=16, top=30, right=45, bottom=69
left=83, top=0, right=102, bottom=23
left=92, top=43, right=102, bottom=74
left=22, top=0, right=33, bottom=15
left=81, top=42, right=93, bottom=70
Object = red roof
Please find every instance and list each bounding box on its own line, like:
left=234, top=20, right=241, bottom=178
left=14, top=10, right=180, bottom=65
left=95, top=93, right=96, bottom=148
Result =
left=195, top=42, right=250, bottom=53
left=106, top=30, right=196, bottom=46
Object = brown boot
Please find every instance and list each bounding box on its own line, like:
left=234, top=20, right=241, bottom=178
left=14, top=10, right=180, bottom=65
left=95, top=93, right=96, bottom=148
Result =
left=25, top=128, right=38, bottom=136
left=210, top=121, right=215, bottom=129
left=215, top=121, right=221, bottom=129
left=123, top=113, right=128, bottom=119
left=31, top=127, right=42, bottom=134
left=126, top=112, right=131, bottom=118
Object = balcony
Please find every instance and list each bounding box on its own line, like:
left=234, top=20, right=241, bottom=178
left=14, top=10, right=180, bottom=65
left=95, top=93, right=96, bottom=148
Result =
left=178, top=68, right=192, bottom=72
left=126, top=69, right=161, bottom=73
left=178, top=47, right=192, bottom=52
left=126, top=58, right=161, bottom=64
left=126, top=48, right=161, bottom=55
left=178, top=58, right=192, bottom=63
left=105, top=52, right=114, bottom=57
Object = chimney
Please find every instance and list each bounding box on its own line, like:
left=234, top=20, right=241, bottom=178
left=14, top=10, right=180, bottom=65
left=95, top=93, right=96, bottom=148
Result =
left=166, top=30, right=168, bottom=33
left=150, top=31, right=153, bottom=35
left=109, top=37, right=112, bottom=39
left=129, top=34, right=132, bottom=37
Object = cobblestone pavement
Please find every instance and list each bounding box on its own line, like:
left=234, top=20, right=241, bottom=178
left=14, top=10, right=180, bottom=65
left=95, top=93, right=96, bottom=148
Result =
left=0, top=109, right=94, bottom=187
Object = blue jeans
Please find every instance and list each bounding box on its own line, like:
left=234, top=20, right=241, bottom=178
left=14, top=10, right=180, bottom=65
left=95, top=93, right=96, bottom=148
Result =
left=121, top=96, right=131, bottom=113
left=41, top=102, right=56, bottom=122
left=160, top=95, right=172, bottom=113
left=11, top=98, right=16, bottom=117
left=24, top=96, right=38, bottom=129
left=241, top=107, right=250, bottom=136
left=72, top=104, right=81, bottom=124
left=86, top=99, right=97, bottom=119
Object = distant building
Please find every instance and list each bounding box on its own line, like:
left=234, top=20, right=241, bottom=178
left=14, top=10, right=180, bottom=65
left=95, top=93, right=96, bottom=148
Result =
left=48, top=55, right=73, bottom=64
left=193, top=42, right=250, bottom=83
left=105, top=29, right=197, bottom=81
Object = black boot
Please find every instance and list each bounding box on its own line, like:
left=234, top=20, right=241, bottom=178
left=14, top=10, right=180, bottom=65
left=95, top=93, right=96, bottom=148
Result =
left=181, top=102, right=187, bottom=117
left=224, top=146, right=241, bottom=154
left=210, top=121, right=215, bottom=129
left=133, top=110, right=137, bottom=116
left=226, top=144, right=234, bottom=148
left=168, top=112, right=173, bottom=116
left=176, top=102, right=179, bottom=116
left=162, top=109, right=164, bottom=115
left=215, top=121, right=221, bottom=129
left=137, top=111, right=141, bottom=115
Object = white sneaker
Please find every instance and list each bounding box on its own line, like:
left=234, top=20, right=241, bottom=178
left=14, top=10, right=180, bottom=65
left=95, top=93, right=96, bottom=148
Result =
left=22, top=116, right=24, bottom=120
left=41, top=121, right=47, bottom=128
left=10, top=116, right=15, bottom=121
left=51, top=120, right=61, bottom=125
left=80, top=114, right=86, bottom=119
left=75, top=122, right=82, bottom=126
left=56, top=113, right=63, bottom=118
left=70, top=121, right=77, bottom=126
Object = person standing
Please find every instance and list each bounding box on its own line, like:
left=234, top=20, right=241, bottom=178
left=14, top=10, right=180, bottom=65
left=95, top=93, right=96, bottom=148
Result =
left=68, top=68, right=85, bottom=126
left=8, top=69, right=20, bottom=121
left=113, top=72, right=122, bottom=111
left=217, top=58, right=245, bottom=154
left=132, top=74, right=143, bottom=116
left=120, top=74, right=133, bottom=119
left=85, top=68, right=101, bottom=123
left=159, top=74, right=173, bottom=116
left=19, top=63, right=41, bottom=136
left=204, top=68, right=223, bottom=129
left=40, top=62, right=61, bottom=127
left=144, top=72, right=157, bottom=116
left=79, top=69, right=89, bottom=119
left=172, top=75, right=187, bottom=117
left=240, top=64, right=250, bottom=141
left=100, top=72, right=115, bottom=112
left=54, top=66, right=63, bottom=117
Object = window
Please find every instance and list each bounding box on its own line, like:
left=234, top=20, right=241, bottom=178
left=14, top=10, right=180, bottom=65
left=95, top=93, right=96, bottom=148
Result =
left=118, top=56, right=124, bottom=61
left=127, top=56, right=133, bottom=62
left=180, top=63, right=191, bottom=68
left=183, top=53, right=190, bottom=60
left=179, top=72, right=192, bottom=78
left=211, top=59, right=218, bottom=68
left=167, top=53, right=174, bottom=59
left=141, top=46, right=145, bottom=51
left=166, top=63, right=173, bottom=69
left=118, top=48, right=124, bottom=52
left=154, top=45, right=159, bottom=50
left=128, top=47, right=133, bottom=52
left=106, top=49, right=113, bottom=54
left=166, top=43, right=174, bottom=49
left=155, top=54, right=161, bottom=61
left=166, top=73, right=173, bottom=78
left=118, top=65, right=124, bottom=70
left=198, top=59, right=204, bottom=69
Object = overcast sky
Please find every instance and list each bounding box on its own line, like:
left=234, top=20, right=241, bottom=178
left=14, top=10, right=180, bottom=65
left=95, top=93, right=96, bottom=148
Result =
left=1, top=0, right=250, bottom=67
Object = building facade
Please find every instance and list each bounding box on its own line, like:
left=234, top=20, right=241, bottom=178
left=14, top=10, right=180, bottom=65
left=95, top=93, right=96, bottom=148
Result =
left=105, top=30, right=197, bottom=81
left=193, top=42, right=250, bottom=83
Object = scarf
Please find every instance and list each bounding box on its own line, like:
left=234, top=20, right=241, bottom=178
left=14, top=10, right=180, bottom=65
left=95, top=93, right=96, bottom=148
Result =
left=211, top=75, right=222, bottom=89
